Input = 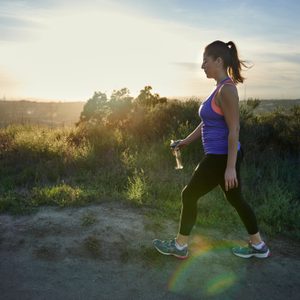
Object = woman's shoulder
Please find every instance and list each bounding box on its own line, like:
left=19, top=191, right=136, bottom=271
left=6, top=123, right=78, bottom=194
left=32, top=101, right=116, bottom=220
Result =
left=219, top=83, right=238, bottom=99
left=216, top=83, right=239, bottom=107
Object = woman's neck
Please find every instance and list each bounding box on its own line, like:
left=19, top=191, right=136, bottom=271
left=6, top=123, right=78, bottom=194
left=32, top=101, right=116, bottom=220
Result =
left=215, top=73, right=229, bottom=85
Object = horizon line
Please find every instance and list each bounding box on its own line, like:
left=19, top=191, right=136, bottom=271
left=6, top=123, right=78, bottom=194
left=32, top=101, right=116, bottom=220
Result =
left=1, top=97, right=300, bottom=103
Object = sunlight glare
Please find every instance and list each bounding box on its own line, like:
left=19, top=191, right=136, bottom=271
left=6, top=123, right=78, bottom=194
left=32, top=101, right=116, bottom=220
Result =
left=3, top=7, right=199, bottom=100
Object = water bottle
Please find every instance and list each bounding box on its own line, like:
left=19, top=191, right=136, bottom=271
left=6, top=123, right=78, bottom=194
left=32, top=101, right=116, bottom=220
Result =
left=170, top=140, right=183, bottom=170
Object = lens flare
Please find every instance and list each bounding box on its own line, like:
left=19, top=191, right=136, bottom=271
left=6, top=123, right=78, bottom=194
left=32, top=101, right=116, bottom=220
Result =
left=168, top=235, right=244, bottom=297
left=205, top=272, right=237, bottom=296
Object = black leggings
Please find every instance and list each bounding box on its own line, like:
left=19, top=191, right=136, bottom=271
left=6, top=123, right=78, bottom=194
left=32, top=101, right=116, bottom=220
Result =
left=179, top=151, right=258, bottom=235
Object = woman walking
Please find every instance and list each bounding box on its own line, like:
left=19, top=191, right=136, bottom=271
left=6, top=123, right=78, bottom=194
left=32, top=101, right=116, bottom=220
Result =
left=153, top=40, right=270, bottom=259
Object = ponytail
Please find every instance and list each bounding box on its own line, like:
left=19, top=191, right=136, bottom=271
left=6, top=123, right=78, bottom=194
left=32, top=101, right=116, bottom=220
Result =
left=205, top=40, right=249, bottom=84
left=226, top=41, right=248, bottom=84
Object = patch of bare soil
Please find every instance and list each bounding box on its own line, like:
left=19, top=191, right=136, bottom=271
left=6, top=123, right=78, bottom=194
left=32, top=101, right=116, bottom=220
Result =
left=0, top=201, right=299, bottom=300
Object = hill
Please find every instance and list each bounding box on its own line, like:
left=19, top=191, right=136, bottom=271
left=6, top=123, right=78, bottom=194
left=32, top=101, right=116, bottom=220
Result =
left=1, top=99, right=299, bottom=128
left=248, top=99, right=300, bottom=114
left=0, top=100, right=85, bottom=127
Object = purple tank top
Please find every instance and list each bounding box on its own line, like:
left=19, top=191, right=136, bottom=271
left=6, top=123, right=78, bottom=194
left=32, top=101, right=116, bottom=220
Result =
left=199, top=77, right=241, bottom=154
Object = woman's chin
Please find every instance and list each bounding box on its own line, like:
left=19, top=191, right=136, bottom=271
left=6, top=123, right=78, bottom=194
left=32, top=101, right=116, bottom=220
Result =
left=204, top=71, right=210, bottom=78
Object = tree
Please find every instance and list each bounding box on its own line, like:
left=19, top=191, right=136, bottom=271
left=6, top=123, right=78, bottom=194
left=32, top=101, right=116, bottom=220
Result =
left=135, top=86, right=167, bottom=107
left=79, top=91, right=108, bottom=122
left=107, top=88, right=134, bottom=128
left=110, top=88, right=132, bottom=103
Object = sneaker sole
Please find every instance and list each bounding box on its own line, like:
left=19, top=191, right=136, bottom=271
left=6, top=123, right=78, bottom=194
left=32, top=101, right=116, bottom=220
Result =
left=233, top=249, right=271, bottom=259
left=153, top=245, right=188, bottom=259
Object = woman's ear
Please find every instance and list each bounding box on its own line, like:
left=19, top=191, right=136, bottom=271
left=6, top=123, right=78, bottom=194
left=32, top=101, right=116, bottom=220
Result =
left=216, top=57, right=223, bottom=66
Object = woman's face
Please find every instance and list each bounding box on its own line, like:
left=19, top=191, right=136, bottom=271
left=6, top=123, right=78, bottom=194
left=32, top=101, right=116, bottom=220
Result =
left=201, top=53, right=218, bottom=78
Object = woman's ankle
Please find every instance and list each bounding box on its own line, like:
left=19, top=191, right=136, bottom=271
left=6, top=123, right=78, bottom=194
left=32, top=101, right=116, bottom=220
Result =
left=249, top=232, right=263, bottom=245
left=176, top=234, right=189, bottom=246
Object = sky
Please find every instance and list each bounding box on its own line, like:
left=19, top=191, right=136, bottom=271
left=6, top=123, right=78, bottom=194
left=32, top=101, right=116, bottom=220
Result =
left=0, top=0, right=300, bottom=101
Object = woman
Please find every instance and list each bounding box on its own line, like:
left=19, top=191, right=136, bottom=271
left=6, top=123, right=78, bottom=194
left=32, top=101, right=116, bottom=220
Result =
left=153, top=40, right=270, bottom=259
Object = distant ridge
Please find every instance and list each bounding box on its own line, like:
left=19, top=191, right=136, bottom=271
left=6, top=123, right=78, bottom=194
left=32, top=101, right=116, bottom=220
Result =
left=1, top=99, right=299, bottom=127
left=0, top=100, right=85, bottom=127
left=241, top=99, right=300, bottom=114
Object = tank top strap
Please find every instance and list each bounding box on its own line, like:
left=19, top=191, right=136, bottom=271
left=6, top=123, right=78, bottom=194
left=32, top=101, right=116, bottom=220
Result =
left=211, top=78, right=235, bottom=115
left=216, top=77, right=234, bottom=89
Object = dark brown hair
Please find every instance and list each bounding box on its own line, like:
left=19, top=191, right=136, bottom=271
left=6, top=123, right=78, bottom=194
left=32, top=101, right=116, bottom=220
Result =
left=204, top=40, right=248, bottom=84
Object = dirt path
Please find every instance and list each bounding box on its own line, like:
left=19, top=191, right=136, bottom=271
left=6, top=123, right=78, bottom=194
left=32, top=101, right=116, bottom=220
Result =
left=0, top=201, right=299, bottom=300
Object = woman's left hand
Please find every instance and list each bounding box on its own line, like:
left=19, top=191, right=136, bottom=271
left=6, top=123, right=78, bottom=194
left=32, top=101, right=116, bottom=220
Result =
left=224, top=167, right=238, bottom=191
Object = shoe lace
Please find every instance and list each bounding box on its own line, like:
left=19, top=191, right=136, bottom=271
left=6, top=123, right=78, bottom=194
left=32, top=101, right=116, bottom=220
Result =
left=162, top=239, right=174, bottom=247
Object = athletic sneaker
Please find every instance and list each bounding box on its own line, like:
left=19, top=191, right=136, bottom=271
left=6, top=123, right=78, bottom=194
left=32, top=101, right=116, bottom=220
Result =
left=232, top=242, right=270, bottom=258
left=153, top=238, right=188, bottom=259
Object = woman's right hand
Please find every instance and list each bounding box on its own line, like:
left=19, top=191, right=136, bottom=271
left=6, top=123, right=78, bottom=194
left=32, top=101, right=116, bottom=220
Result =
left=177, top=139, right=189, bottom=149
left=171, top=139, right=188, bottom=150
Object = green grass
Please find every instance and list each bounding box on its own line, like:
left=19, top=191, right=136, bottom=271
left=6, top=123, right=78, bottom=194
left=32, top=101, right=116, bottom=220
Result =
left=0, top=119, right=299, bottom=239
